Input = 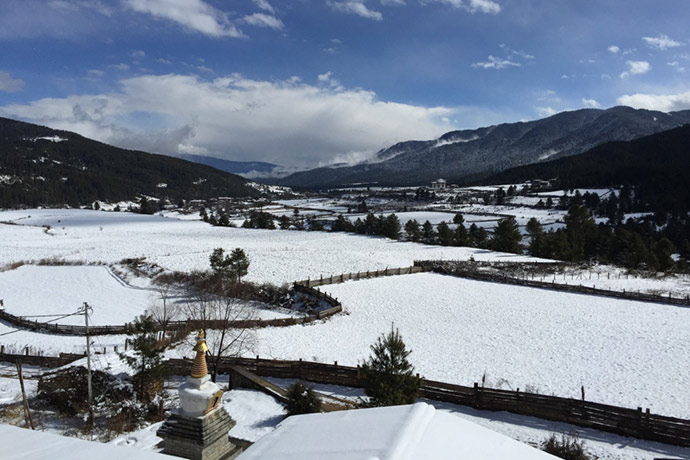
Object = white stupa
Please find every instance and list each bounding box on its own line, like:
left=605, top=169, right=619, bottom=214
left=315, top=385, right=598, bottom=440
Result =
left=157, top=330, right=242, bottom=460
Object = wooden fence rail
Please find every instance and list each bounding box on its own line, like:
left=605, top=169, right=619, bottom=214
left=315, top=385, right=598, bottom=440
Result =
left=164, top=357, right=690, bottom=448
left=0, top=283, right=342, bottom=337
left=295, top=265, right=429, bottom=288
left=2, top=352, right=688, bottom=447
left=415, top=260, right=690, bottom=307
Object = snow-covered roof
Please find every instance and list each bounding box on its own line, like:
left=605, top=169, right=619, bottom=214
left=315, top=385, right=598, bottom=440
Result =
left=238, top=402, right=557, bottom=460
left=0, top=424, right=171, bottom=460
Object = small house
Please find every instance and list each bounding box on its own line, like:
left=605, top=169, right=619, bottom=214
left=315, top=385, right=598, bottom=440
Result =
left=431, top=178, right=447, bottom=190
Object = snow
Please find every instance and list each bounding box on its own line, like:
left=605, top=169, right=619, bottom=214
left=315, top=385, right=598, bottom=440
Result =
left=0, top=265, right=155, bottom=326
left=239, top=402, right=557, bottom=460
left=0, top=423, right=170, bottom=460
left=0, top=209, right=536, bottom=287
left=224, top=388, right=286, bottom=442
left=33, top=136, right=67, bottom=143
left=1, top=207, right=689, bottom=458
left=250, top=273, right=690, bottom=419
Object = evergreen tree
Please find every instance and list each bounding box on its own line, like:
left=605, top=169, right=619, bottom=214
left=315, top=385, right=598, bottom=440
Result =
left=361, top=327, right=421, bottom=407
left=381, top=214, right=401, bottom=240
left=404, top=219, right=421, bottom=242
left=210, top=247, right=250, bottom=282
left=564, top=205, right=596, bottom=261
left=278, top=215, right=291, bottom=229
left=218, top=213, right=230, bottom=227
left=453, top=220, right=468, bottom=246
left=285, top=381, right=322, bottom=416
left=353, top=217, right=366, bottom=234
left=332, top=214, right=354, bottom=233
left=421, top=220, right=436, bottom=244
left=526, top=217, right=545, bottom=257
left=120, top=315, right=166, bottom=403
left=436, top=221, right=453, bottom=246
left=469, top=223, right=488, bottom=248
left=491, top=217, right=522, bottom=254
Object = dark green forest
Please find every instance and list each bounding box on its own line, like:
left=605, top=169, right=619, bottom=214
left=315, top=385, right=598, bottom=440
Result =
left=0, top=117, right=259, bottom=207
left=483, top=124, right=690, bottom=214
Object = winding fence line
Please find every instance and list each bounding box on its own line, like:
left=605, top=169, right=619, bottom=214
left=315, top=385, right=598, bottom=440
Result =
left=0, top=283, right=342, bottom=336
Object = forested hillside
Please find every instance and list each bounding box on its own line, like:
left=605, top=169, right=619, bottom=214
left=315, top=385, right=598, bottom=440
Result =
left=0, top=117, right=259, bottom=207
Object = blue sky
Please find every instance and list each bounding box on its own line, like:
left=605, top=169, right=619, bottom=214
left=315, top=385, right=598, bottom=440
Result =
left=0, top=0, right=689, bottom=169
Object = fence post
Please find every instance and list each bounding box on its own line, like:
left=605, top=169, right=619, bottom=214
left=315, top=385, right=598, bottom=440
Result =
left=25, top=346, right=29, bottom=356
left=0, top=345, right=3, bottom=354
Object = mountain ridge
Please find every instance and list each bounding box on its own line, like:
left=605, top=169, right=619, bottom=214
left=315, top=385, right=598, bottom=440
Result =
left=271, top=106, right=690, bottom=188
left=0, top=117, right=260, bottom=208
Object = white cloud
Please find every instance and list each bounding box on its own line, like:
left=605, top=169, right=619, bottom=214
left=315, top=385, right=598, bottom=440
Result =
left=0, top=73, right=454, bottom=167
left=48, top=0, right=112, bottom=16
left=429, top=0, right=501, bottom=14
left=87, top=69, right=106, bottom=78
left=608, top=45, right=620, bottom=54
left=620, top=60, right=650, bottom=79
left=535, top=106, right=557, bottom=118
left=243, top=13, right=284, bottom=30
left=109, top=63, right=130, bottom=71
left=130, top=49, right=146, bottom=58
left=667, top=61, right=686, bottom=72
left=381, top=0, right=406, bottom=5
left=0, top=71, right=25, bottom=92
left=642, top=34, right=683, bottom=50
left=471, top=55, right=520, bottom=70
left=581, top=98, right=600, bottom=108
left=327, top=1, right=383, bottom=21
left=617, top=90, right=690, bottom=112
left=123, top=0, right=244, bottom=38
left=252, top=0, right=275, bottom=14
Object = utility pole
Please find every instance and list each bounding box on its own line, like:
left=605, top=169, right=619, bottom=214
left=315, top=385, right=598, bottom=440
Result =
left=16, top=362, right=34, bottom=430
left=83, top=302, right=94, bottom=434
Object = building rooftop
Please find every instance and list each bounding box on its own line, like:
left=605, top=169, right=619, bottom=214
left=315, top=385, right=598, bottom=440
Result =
left=238, top=402, right=557, bottom=460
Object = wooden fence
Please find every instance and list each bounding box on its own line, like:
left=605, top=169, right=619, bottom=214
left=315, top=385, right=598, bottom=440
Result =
left=0, top=283, right=342, bottom=337
left=415, top=260, right=690, bottom=307
left=1, top=351, right=688, bottom=447
left=0, top=350, right=85, bottom=368
left=296, top=265, right=429, bottom=288
left=165, top=356, right=690, bottom=448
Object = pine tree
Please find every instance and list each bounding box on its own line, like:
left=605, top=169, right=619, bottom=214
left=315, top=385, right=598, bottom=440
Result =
left=404, top=219, right=421, bottom=242
left=491, top=216, right=522, bottom=254
left=421, top=220, right=435, bottom=244
left=436, top=221, right=453, bottom=246
left=119, top=315, right=166, bottom=403
left=209, top=247, right=250, bottom=282
left=285, top=381, right=322, bottom=416
left=361, top=327, right=421, bottom=407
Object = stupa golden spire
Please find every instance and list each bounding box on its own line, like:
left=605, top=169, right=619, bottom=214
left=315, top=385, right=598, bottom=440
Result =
left=191, top=329, right=209, bottom=379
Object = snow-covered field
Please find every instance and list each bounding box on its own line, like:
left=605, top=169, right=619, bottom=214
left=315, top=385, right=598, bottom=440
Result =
left=1, top=208, right=690, bottom=459
left=0, top=265, right=155, bottom=326
left=243, top=273, right=690, bottom=419
left=0, top=209, right=534, bottom=286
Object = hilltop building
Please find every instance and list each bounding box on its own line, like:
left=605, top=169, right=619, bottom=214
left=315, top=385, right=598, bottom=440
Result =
left=431, top=178, right=447, bottom=190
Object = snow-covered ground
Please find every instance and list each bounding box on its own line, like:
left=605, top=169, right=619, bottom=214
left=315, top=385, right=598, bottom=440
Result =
left=1, top=208, right=690, bottom=459
left=0, top=209, right=536, bottom=287
left=0, top=265, right=155, bottom=326
left=238, top=273, right=690, bottom=419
